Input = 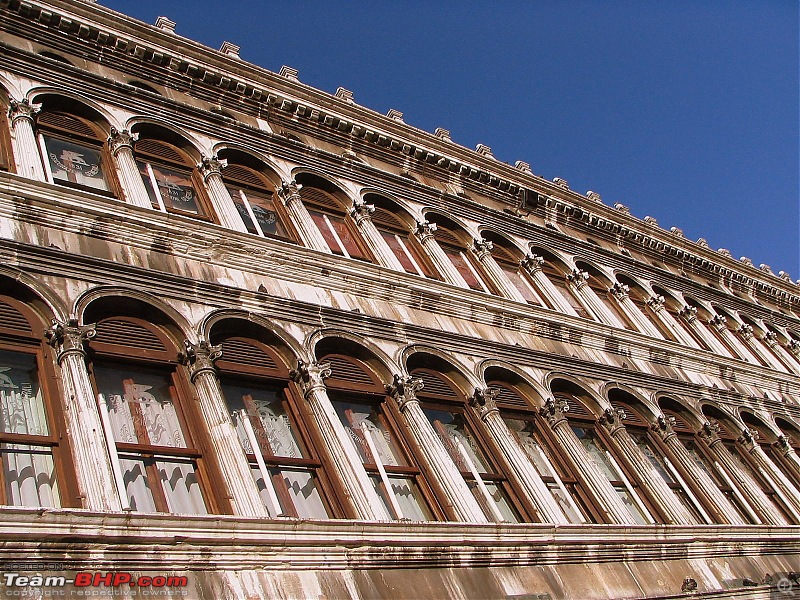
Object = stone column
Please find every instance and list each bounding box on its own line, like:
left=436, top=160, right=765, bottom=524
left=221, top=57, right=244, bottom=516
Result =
left=647, top=296, right=701, bottom=348
left=609, top=283, right=663, bottom=338
left=470, top=388, right=567, bottom=523
left=698, top=421, right=787, bottom=525
left=598, top=408, right=694, bottom=524
left=539, top=398, right=637, bottom=524
left=469, top=240, right=528, bottom=303
left=773, top=436, right=800, bottom=486
left=677, top=306, right=733, bottom=357
left=413, top=220, right=469, bottom=288
left=737, top=429, right=800, bottom=521
left=198, top=156, right=248, bottom=233
left=179, top=340, right=268, bottom=518
left=290, top=360, right=389, bottom=520
left=650, top=415, right=744, bottom=525
left=107, top=128, right=152, bottom=209
left=737, top=325, right=788, bottom=372
left=787, top=340, right=800, bottom=367
left=566, top=269, right=625, bottom=327
left=519, top=254, right=579, bottom=316
left=763, top=332, right=800, bottom=374
left=708, top=315, right=760, bottom=364
left=386, top=376, right=487, bottom=523
left=349, top=199, right=405, bottom=271
left=8, top=99, right=46, bottom=182
left=44, top=318, right=121, bottom=511
left=275, top=180, right=331, bottom=253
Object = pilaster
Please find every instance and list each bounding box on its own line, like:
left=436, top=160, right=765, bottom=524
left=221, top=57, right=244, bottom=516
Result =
left=349, top=199, right=404, bottom=271
left=646, top=296, right=701, bottom=348
left=609, top=283, right=663, bottom=338
left=519, top=255, right=578, bottom=316
left=678, top=306, right=733, bottom=357
left=275, top=180, right=331, bottom=253
left=8, top=99, right=46, bottom=182
left=470, top=240, right=528, bottom=303
left=107, top=128, right=152, bottom=209
left=198, top=156, right=248, bottom=233
left=413, top=220, right=468, bottom=288
left=567, top=269, right=625, bottom=327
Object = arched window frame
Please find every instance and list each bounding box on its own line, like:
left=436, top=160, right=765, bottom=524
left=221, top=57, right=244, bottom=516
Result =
left=489, top=244, right=545, bottom=306
left=301, top=185, right=373, bottom=261
left=371, top=205, right=438, bottom=278
left=221, top=163, right=295, bottom=242
left=539, top=258, right=591, bottom=318
left=0, top=95, right=14, bottom=173
left=430, top=221, right=494, bottom=293
left=0, top=294, right=78, bottom=508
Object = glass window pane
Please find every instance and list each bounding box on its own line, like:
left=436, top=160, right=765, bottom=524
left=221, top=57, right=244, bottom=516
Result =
left=1, top=443, right=60, bottom=508
left=243, top=190, right=288, bottom=238
left=0, top=350, right=47, bottom=436
left=147, top=163, right=201, bottom=215
left=118, top=455, right=157, bottom=513
left=156, top=458, right=207, bottom=515
left=270, top=467, right=329, bottom=519
left=547, top=482, right=585, bottom=523
left=94, top=364, right=187, bottom=448
left=468, top=481, right=519, bottom=523
left=615, top=487, right=649, bottom=524
left=227, top=187, right=258, bottom=234
left=380, top=231, right=418, bottom=274
left=333, top=399, right=407, bottom=467
left=443, top=248, right=484, bottom=290
left=424, top=408, right=490, bottom=472
left=572, top=426, right=618, bottom=481
left=630, top=430, right=675, bottom=483
left=308, top=210, right=344, bottom=255
left=328, top=215, right=369, bottom=260
left=43, top=135, right=108, bottom=191
left=136, top=161, right=160, bottom=207
left=369, top=474, right=431, bottom=522
left=500, top=264, right=543, bottom=305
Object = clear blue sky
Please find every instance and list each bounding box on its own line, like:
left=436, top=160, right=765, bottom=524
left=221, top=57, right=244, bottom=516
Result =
left=98, top=0, right=800, bottom=278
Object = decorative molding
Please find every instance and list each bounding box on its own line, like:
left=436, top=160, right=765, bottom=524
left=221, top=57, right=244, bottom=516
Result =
left=8, top=98, right=41, bottom=124
left=414, top=220, right=438, bottom=243
left=472, top=238, right=494, bottom=260
left=289, top=360, right=331, bottom=396
left=335, top=88, right=354, bottom=103
left=349, top=198, right=376, bottom=225
left=219, top=41, right=240, bottom=58
left=107, top=127, right=138, bottom=155
left=279, top=65, right=299, bottom=80
left=154, top=16, right=176, bottom=32
left=519, top=253, right=545, bottom=274
left=566, top=268, right=589, bottom=289
left=539, top=397, right=569, bottom=427
left=608, top=282, right=630, bottom=299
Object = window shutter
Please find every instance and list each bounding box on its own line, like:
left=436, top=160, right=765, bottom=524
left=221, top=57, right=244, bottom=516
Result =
left=0, top=299, right=33, bottom=334
left=94, top=318, right=167, bottom=352
left=323, top=355, right=378, bottom=388
left=663, top=409, right=694, bottom=434
left=611, top=400, right=649, bottom=428
left=412, top=369, right=459, bottom=400
left=223, top=164, right=268, bottom=190
left=37, top=111, right=97, bottom=139
left=488, top=382, right=532, bottom=411
left=560, top=395, right=595, bottom=421
left=372, top=207, right=406, bottom=232
left=301, top=187, right=343, bottom=213
left=134, top=139, right=186, bottom=165
left=218, top=338, right=279, bottom=371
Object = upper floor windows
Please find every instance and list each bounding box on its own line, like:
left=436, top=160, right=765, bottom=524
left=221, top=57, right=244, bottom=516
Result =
left=427, top=215, right=493, bottom=293
left=221, top=162, right=293, bottom=241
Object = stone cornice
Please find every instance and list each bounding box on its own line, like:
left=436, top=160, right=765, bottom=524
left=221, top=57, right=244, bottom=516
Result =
left=2, top=0, right=798, bottom=304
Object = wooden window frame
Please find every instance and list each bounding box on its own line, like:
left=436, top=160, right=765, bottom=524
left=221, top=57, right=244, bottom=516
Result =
left=372, top=207, right=439, bottom=279
left=222, top=166, right=296, bottom=243
left=301, top=187, right=374, bottom=262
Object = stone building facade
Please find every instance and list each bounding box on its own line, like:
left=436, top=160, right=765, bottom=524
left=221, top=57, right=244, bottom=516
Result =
left=1, top=1, right=799, bottom=598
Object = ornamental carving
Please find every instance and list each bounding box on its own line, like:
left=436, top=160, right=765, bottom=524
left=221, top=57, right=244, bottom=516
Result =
left=44, top=317, right=96, bottom=363
left=289, top=359, right=331, bottom=396
left=709, top=314, right=727, bottom=329
left=349, top=199, right=375, bottom=225
left=414, top=220, right=438, bottom=243
left=698, top=420, right=721, bottom=444
left=788, top=340, right=800, bottom=356
left=566, top=269, right=589, bottom=289
left=385, top=374, right=424, bottom=411
left=598, top=406, right=627, bottom=435
left=107, top=127, right=138, bottom=155
left=8, top=98, right=41, bottom=124
left=198, top=155, right=228, bottom=180
left=737, top=324, right=754, bottom=340
left=678, top=305, right=698, bottom=323
left=646, top=295, right=665, bottom=312
left=650, top=413, right=677, bottom=440
left=763, top=331, right=778, bottom=346
left=608, top=282, right=630, bottom=299
left=737, top=427, right=759, bottom=449
left=472, top=238, right=494, bottom=260
left=178, top=339, right=222, bottom=381
left=275, top=180, right=302, bottom=203
left=775, top=435, right=795, bottom=454
left=539, top=397, right=569, bottom=428
left=520, top=253, right=544, bottom=274
left=468, top=387, right=499, bottom=420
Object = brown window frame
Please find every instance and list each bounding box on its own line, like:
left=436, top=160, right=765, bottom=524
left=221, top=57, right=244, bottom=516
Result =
left=372, top=206, right=439, bottom=279
left=301, top=187, right=374, bottom=262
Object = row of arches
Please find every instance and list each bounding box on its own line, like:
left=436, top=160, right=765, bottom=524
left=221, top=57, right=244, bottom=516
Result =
left=4, top=88, right=800, bottom=376
left=3, top=274, right=800, bottom=526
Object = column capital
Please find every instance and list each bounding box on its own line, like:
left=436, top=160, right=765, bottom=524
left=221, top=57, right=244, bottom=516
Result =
left=107, top=127, right=138, bottom=156
left=539, top=396, right=569, bottom=429
left=678, top=305, right=698, bottom=323
left=775, top=435, right=795, bottom=456
left=698, top=420, right=721, bottom=446
left=468, top=387, right=499, bottom=420
left=709, top=314, right=728, bottom=330
left=598, top=406, right=627, bottom=436
left=8, top=98, right=41, bottom=125
left=471, top=238, right=494, bottom=261
left=198, top=155, right=228, bottom=181
left=44, top=317, right=96, bottom=364
left=349, top=198, right=375, bottom=226
left=290, top=359, right=331, bottom=397
left=608, top=282, right=630, bottom=300
left=275, top=179, right=303, bottom=204
left=650, top=413, right=677, bottom=442
left=566, top=268, right=589, bottom=289
left=519, top=253, right=544, bottom=274
left=736, top=427, right=759, bottom=451
left=414, top=219, right=438, bottom=243
left=385, top=374, right=424, bottom=411
left=737, top=323, right=754, bottom=341
left=179, top=339, right=222, bottom=381
left=763, top=331, right=779, bottom=347
left=787, top=340, right=800, bottom=357
left=646, top=295, right=666, bottom=313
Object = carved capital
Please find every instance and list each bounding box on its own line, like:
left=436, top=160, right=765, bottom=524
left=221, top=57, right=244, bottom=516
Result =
left=385, top=374, right=424, bottom=412
left=178, top=339, right=222, bottom=381
left=414, top=220, right=438, bottom=243
left=646, top=295, right=665, bottom=312
left=608, top=282, right=630, bottom=300
left=736, top=323, right=754, bottom=340
left=198, top=155, right=228, bottom=180
left=349, top=199, right=375, bottom=225
left=678, top=305, right=698, bottom=323
left=737, top=427, right=759, bottom=450
left=520, top=253, right=544, bottom=274
left=598, top=406, right=627, bottom=435
left=289, top=359, right=331, bottom=397
left=698, top=420, right=721, bottom=445
left=650, top=413, right=677, bottom=441
left=275, top=180, right=302, bottom=205
left=8, top=99, right=41, bottom=125
left=787, top=340, right=800, bottom=357
left=539, top=397, right=569, bottom=428
left=775, top=435, right=795, bottom=456
left=709, top=314, right=728, bottom=330
left=566, top=268, right=589, bottom=289
left=471, top=238, right=493, bottom=261
left=44, top=317, right=96, bottom=363
left=469, top=387, right=499, bottom=420
left=107, top=127, right=138, bottom=156
left=763, top=331, right=779, bottom=347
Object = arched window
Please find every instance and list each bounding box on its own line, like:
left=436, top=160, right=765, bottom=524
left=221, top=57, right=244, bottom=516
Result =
left=297, top=174, right=372, bottom=261
left=483, top=235, right=545, bottom=305
left=618, top=276, right=675, bottom=341
left=219, top=153, right=294, bottom=242
left=425, top=214, right=493, bottom=292
left=533, top=250, right=591, bottom=318
left=0, top=291, right=77, bottom=508
left=133, top=128, right=213, bottom=220
left=87, top=304, right=217, bottom=514
left=411, top=366, right=525, bottom=522
left=489, top=380, right=594, bottom=523
left=211, top=323, right=335, bottom=519
left=321, top=349, right=438, bottom=521
left=35, top=97, right=116, bottom=195
left=775, top=417, right=800, bottom=488
left=367, top=194, right=437, bottom=278
left=576, top=262, right=635, bottom=329
left=741, top=412, right=800, bottom=503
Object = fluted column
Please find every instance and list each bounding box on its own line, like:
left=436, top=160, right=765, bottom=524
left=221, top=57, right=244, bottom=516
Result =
left=737, top=325, right=788, bottom=372
left=470, top=240, right=527, bottom=303
left=709, top=316, right=760, bottom=364
left=350, top=199, right=405, bottom=271
left=519, top=254, right=578, bottom=316
left=107, top=128, right=152, bottom=209
left=650, top=415, right=744, bottom=524
left=763, top=332, right=800, bottom=374
left=539, top=398, right=636, bottom=524
left=470, top=388, right=567, bottom=523
left=413, top=220, right=469, bottom=288
left=609, top=284, right=663, bottom=338
left=598, top=408, right=693, bottom=524
left=275, top=180, right=331, bottom=253
left=737, top=429, right=800, bottom=521
left=44, top=319, right=121, bottom=511
left=198, top=156, right=248, bottom=233
left=647, top=296, right=701, bottom=348
left=678, top=306, right=733, bottom=357
left=8, top=99, right=46, bottom=181
left=698, top=421, right=787, bottom=525
left=179, top=340, right=268, bottom=517
left=386, top=376, right=487, bottom=522
left=567, top=269, right=625, bottom=327
left=774, top=436, right=800, bottom=485
left=290, top=360, right=389, bottom=520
